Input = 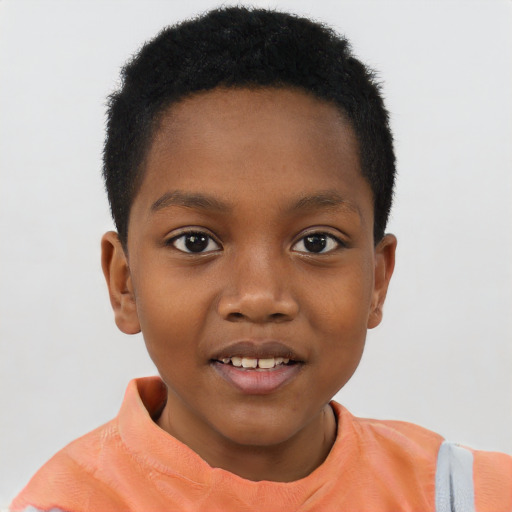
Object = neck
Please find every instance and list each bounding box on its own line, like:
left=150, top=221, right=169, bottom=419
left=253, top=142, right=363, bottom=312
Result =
left=157, top=399, right=337, bottom=482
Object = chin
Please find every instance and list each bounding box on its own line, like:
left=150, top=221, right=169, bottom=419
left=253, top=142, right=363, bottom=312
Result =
left=221, top=424, right=298, bottom=448
left=212, top=405, right=308, bottom=448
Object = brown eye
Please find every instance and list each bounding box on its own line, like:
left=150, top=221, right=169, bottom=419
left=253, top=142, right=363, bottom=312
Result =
left=292, top=233, right=341, bottom=254
left=304, top=234, right=327, bottom=253
left=172, top=232, right=220, bottom=253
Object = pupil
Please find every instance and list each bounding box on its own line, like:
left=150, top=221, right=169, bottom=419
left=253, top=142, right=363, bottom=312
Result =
left=304, top=234, right=326, bottom=253
left=185, top=233, right=208, bottom=252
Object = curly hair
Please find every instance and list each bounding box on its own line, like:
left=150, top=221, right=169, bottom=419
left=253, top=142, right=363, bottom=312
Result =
left=103, top=6, right=395, bottom=245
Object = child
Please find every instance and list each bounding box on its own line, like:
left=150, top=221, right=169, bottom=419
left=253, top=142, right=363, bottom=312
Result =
left=10, top=6, right=511, bottom=512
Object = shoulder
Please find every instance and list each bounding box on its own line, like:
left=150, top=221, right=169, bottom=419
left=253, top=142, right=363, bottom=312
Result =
left=332, top=402, right=512, bottom=511
left=469, top=445, right=512, bottom=511
left=11, top=377, right=168, bottom=512
left=10, top=419, right=129, bottom=512
left=435, top=442, right=512, bottom=512
left=333, top=402, right=445, bottom=457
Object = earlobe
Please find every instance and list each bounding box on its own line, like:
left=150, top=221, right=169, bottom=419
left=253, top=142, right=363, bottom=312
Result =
left=101, top=231, right=141, bottom=335
left=367, top=234, right=397, bottom=329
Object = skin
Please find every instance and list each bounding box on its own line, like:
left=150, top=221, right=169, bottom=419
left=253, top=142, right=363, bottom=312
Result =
left=101, top=87, right=396, bottom=482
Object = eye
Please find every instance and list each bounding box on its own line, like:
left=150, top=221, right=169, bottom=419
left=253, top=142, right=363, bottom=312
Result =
left=170, top=232, right=220, bottom=254
left=292, top=233, right=343, bottom=254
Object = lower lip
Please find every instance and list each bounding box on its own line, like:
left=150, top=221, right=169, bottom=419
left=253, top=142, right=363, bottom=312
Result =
left=212, top=362, right=302, bottom=395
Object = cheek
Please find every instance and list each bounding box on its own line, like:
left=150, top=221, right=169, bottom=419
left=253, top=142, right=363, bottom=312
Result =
left=312, top=292, right=369, bottom=396
left=303, top=260, right=373, bottom=388
left=133, top=270, right=215, bottom=361
left=307, top=261, right=374, bottom=333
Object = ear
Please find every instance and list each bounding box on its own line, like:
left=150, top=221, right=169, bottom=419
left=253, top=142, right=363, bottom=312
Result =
left=367, top=234, right=397, bottom=329
left=101, top=231, right=141, bottom=335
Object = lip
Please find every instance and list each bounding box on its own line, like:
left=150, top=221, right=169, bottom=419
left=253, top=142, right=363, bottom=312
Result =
left=210, top=340, right=304, bottom=395
left=212, top=340, right=302, bottom=361
left=212, top=360, right=303, bottom=395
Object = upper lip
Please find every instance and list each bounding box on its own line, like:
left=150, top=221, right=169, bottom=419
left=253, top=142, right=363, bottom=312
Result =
left=211, top=340, right=304, bottom=362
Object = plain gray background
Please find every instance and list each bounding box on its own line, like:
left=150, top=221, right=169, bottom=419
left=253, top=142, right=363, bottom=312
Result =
left=1, top=0, right=511, bottom=507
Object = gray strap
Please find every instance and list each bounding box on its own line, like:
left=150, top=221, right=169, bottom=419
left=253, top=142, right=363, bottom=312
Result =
left=435, top=441, right=475, bottom=512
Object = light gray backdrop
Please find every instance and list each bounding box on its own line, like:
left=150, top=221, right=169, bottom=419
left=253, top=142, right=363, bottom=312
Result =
left=1, top=0, right=511, bottom=507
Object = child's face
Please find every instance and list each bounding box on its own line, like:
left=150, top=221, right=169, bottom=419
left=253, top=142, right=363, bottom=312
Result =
left=103, top=87, right=395, bottom=451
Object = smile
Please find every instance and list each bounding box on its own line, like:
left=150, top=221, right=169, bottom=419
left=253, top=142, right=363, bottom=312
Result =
left=217, top=356, right=291, bottom=369
left=212, top=357, right=302, bottom=395
left=210, top=340, right=304, bottom=394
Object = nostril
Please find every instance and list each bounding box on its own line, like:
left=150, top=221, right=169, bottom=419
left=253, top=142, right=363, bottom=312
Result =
left=225, top=311, right=292, bottom=323
left=227, top=312, right=245, bottom=321
left=218, top=293, right=299, bottom=323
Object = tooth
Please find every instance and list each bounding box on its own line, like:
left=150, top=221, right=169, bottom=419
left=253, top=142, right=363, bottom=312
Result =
left=221, top=358, right=230, bottom=364
left=231, top=356, right=242, bottom=367
left=258, top=357, right=275, bottom=369
left=275, top=357, right=284, bottom=365
left=241, top=357, right=258, bottom=368
left=283, top=358, right=290, bottom=364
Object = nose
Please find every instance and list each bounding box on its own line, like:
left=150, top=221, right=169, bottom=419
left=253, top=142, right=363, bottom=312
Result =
left=217, top=250, right=299, bottom=324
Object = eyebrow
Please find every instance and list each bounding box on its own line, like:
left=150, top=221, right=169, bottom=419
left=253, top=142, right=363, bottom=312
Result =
left=150, top=190, right=231, bottom=213
left=289, top=191, right=360, bottom=215
left=150, top=189, right=359, bottom=216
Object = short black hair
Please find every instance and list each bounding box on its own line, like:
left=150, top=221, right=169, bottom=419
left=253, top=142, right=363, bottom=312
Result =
left=103, top=6, right=395, bottom=245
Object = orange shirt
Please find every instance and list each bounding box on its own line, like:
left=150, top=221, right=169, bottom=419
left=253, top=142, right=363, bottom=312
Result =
left=11, top=377, right=512, bottom=512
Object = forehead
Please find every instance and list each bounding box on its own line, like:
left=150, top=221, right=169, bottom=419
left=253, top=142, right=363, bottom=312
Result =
left=147, top=87, right=360, bottom=182
left=131, top=87, right=371, bottom=227
left=154, top=87, right=352, bottom=142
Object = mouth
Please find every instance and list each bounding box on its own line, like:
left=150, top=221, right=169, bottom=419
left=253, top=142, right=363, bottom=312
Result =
left=210, top=341, right=303, bottom=395
left=214, top=356, right=294, bottom=370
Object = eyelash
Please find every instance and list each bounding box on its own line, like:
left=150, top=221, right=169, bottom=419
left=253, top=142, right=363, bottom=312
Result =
left=291, top=232, right=345, bottom=254
left=168, top=231, right=221, bottom=254
left=167, top=230, right=346, bottom=255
